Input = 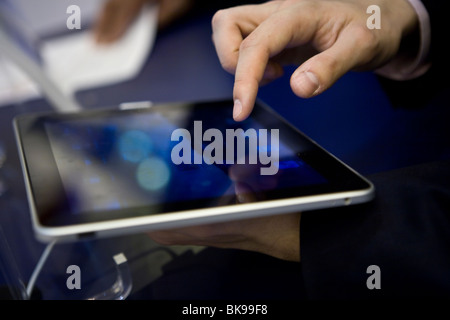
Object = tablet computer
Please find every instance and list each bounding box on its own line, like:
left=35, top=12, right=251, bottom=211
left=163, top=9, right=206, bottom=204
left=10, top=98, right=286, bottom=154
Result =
left=14, top=99, right=374, bottom=243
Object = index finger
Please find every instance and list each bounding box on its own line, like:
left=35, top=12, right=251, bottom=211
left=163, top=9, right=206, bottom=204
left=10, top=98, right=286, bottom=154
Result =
left=211, top=4, right=277, bottom=75
left=232, top=7, right=316, bottom=121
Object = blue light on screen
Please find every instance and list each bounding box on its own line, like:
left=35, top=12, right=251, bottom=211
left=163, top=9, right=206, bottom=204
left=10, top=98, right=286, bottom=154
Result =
left=118, top=130, right=153, bottom=163
left=136, top=157, right=171, bottom=191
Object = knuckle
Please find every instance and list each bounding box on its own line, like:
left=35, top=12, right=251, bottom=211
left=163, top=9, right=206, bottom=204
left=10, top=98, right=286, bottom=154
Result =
left=220, top=58, right=237, bottom=74
left=353, top=25, right=378, bottom=52
left=211, top=9, right=229, bottom=29
left=317, top=51, right=340, bottom=76
left=234, top=73, right=259, bottom=93
left=239, top=34, right=262, bottom=53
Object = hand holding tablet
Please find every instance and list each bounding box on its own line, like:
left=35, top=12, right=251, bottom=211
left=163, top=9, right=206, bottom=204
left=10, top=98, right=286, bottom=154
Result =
left=14, top=99, right=374, bottom=244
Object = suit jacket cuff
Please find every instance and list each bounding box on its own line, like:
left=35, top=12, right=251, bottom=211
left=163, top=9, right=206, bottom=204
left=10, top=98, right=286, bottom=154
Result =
left=376, top=0, right=431, bottom=80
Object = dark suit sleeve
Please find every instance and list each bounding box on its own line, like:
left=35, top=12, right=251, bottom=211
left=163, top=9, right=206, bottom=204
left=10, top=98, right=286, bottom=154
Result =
left=377, top=0, right=450, bottom=109
left=420, top=0, right=449, bottom=66
left=300, top=160, right=450, bottom=299
left=299, top=0, right=450, bottom=299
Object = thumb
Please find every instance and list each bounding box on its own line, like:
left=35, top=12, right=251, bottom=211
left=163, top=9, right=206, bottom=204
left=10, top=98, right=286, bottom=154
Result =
left=290, top=30, right=370, bottom=98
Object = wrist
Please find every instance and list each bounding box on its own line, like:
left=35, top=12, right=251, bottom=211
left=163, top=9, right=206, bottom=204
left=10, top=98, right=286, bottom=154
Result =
left=376, top=0, right=431, bottom=80
left=391, top=0, right=420, bottom=36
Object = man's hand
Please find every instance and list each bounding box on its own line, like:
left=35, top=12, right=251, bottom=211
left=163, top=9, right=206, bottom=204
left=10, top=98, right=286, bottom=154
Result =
left=211, top=0, right=419, bottom=121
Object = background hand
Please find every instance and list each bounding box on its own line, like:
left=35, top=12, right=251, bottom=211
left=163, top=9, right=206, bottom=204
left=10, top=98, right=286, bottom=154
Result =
left=94, top=0, right=193, bottom=44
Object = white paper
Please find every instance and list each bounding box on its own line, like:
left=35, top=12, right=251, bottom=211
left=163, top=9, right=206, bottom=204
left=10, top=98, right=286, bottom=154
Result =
left=0, top=56, right=41, bottom=106
left=41, top=5, right=159, bottom=96
left=0, top=2, right=158, bottom=106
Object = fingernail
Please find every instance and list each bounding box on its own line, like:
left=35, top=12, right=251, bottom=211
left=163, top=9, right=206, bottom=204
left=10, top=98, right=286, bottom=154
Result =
left=233, top=99, right=242, bottom=120
left=294, top=71, right=320, bottom=97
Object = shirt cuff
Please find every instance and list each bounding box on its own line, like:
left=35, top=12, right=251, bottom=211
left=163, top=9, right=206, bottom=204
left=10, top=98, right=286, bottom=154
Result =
left=376, top=0, right=431, bottom=81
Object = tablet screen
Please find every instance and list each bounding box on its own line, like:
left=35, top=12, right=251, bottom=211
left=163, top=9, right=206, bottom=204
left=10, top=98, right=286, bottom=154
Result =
left=43, top=102, right=327, bottom=216
left=17, top=100, right=371, bottom=227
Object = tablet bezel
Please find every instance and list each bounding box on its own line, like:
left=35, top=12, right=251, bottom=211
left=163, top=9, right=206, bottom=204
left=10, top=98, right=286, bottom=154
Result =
left=14, top=99, right=375, bottom=242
